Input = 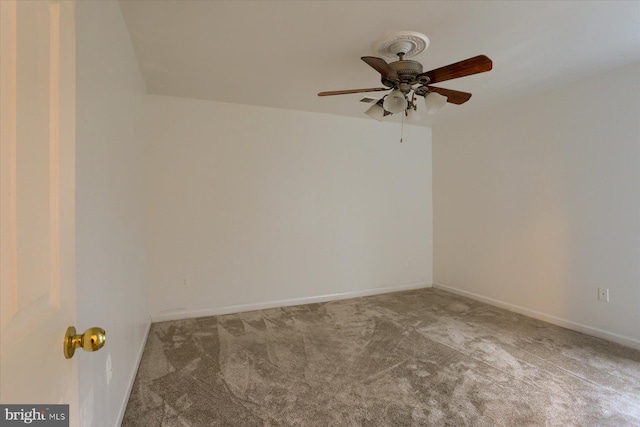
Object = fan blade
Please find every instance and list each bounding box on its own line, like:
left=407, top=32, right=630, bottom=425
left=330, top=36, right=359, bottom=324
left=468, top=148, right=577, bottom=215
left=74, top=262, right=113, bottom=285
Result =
left=318, top=87, right=389, bottom=96
left=417, top=55, right=492, bottom=84
left=361, top=56, right=400, bottom=81
left=427, top=86, right=472, bottom=105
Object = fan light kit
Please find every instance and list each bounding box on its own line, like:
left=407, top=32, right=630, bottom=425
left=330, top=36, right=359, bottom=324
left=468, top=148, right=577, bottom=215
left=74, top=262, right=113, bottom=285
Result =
left=318, top=31, right=493, bottom=126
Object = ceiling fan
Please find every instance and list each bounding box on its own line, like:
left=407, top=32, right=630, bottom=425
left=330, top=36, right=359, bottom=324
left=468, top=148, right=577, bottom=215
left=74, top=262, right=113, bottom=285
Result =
left=318, top=32, right=493, bottom=122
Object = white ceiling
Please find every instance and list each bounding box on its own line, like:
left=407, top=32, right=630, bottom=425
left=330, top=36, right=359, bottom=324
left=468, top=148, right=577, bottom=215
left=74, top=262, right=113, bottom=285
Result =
left=118, top=1, right=640, bottom=127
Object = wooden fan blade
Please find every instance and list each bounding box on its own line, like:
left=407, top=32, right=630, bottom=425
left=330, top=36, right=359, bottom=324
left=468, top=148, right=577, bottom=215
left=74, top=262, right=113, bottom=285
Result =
left=318, top=87, right=389, bottom=96
left=427, top=86, right=472, bottom=105
left=361, top=56, right=400, bottom=81
left=417, top=55, right=492, bottom=84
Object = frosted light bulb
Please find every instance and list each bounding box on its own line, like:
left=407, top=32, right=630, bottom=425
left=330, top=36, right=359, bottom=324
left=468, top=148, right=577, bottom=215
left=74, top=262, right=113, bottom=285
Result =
left=424, top=92, right=447, bottom=114
left=406, top=108, right=421, bottom=122
left=364, top=103, right=385, bottom=122
left=383, top=90, right=408, bottom=114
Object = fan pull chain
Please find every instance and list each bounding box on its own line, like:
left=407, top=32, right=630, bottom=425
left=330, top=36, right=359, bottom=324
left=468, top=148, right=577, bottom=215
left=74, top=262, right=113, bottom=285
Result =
left=400, top=111, right=405, bottom=143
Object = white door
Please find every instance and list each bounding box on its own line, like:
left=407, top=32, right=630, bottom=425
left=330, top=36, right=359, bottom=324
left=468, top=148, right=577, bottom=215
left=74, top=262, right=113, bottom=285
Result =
left=1, top=0, right=79, bottom=423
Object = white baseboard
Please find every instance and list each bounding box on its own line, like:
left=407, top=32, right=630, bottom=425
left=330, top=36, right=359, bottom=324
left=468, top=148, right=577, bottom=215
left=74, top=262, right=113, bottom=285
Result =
left=432, top=283, right=640, bottom=351
left=116, top=316, right=152, bottom=426
left=151, top=282, right=432, bottom=323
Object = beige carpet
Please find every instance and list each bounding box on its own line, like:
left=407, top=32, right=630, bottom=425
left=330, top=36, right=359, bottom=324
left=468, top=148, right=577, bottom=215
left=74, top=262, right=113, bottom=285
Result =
left=122, top=288, right=640, bottom=426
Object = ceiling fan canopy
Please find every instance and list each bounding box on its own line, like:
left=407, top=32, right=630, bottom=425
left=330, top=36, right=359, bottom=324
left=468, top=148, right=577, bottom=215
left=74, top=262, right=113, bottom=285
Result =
left=318, top=32, right=493, bottom=121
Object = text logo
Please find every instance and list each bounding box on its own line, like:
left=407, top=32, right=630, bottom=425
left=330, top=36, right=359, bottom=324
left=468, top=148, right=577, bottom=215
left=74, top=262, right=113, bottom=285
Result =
left=0, top=405, right=69, bottom=426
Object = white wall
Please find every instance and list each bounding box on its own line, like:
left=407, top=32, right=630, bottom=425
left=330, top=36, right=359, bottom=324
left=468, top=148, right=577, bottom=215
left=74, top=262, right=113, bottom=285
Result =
left=75, top=1, right=150, bottom=426
left=146, top=95, right=432, bottom=320
left=433, top=61, right=640, bottom=349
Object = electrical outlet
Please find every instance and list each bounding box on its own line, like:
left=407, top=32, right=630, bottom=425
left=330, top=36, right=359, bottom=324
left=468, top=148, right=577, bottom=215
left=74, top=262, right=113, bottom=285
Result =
left=406, top=259, right=413, bottom=269
left=180, top=278, right=189, bottom=289
left=598, top=287, right=609, bottom=302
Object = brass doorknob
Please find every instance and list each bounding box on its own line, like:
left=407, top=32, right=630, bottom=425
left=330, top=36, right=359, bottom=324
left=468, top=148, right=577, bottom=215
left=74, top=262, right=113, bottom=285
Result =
left=63, top=326, right=106, bottom=359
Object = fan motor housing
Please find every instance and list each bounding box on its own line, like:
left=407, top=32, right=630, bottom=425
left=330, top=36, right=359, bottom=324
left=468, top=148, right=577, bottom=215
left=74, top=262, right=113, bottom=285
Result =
left=381, top=59, right=424, bottom=88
